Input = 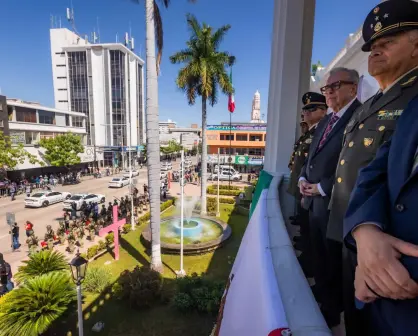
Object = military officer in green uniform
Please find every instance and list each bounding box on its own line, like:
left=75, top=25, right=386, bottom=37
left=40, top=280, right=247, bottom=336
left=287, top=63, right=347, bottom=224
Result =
left=287, top=92, right=327, bottom=276
left=326, top=1, right=418, bottom=334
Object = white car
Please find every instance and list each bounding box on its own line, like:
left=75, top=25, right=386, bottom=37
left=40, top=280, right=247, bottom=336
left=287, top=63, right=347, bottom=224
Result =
left=209, top=172, right=242, bottom=181
left=108, top=176, right=130, bottom=188
left=161, top=162, right=172, bottom=171
left=122, top=169, right=139, bottom=178
left=25, top=191, right=72, bottom=208
left=63, top=193, right=106, bottom=210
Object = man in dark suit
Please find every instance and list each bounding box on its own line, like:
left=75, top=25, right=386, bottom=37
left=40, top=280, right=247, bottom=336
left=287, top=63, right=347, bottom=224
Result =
left=288, top=93, right=327, bottom=277
left=327, top=1, right=418, bottom=334
left=344, top=95, right=418, bottom=335
left=299, top=68, right=361, bottom=328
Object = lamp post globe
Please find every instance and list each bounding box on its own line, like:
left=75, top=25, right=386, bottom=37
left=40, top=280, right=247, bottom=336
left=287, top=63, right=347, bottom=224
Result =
left=69, top=251, right=88, bottom=285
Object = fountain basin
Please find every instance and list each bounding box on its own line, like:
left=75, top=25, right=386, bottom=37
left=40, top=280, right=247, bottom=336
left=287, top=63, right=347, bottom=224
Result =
left=173, top=220, right=203, bottom=238
left=141, top=215, right=232, bottom=255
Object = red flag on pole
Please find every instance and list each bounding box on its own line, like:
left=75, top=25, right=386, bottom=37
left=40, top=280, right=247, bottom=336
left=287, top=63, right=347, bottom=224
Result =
left=228, top=68, right=235, bottom=113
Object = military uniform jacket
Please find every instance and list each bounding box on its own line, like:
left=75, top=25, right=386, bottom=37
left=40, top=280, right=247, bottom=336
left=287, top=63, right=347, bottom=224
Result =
left=344, top=95, right=418, bottom=281
left=327, top=68, right=418, bottom=243
left=287, top=126, right=316, bottom=198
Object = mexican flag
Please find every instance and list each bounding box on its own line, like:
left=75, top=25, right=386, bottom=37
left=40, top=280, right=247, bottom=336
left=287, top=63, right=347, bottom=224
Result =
left=228, top=68, right=235, bottom=113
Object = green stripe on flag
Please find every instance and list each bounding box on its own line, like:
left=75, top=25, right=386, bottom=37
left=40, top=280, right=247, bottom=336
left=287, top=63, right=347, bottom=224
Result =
left=249, top=170, right=273, bottom=218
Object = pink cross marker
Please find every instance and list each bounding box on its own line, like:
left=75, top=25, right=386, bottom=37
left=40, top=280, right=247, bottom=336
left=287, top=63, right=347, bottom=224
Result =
left=99, top=205, right=126, bottom=261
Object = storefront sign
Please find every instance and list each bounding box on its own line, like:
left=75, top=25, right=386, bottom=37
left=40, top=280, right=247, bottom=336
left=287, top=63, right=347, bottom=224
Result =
left=207, top=125, right=267, bottom=131
left=10, top=131, right=25, bottom=144
left=235, top=155, right=249, bottom=165
left=79, top=146, right=104, bottom=163
left=248, top=156, right=264, bottom=165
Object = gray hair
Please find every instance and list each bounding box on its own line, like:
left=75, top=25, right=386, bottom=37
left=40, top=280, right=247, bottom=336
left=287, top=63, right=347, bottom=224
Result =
left=408, top=29, right=418, bottom=42
left=329, top=67, right=360, bottom=84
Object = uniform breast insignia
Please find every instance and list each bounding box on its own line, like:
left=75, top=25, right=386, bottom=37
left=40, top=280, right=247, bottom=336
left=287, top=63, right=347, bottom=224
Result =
left=304, top=138, right=312, bottom=144
left=400, top=76, right=417, bottom=87
left=377, top=110, right=403, bottom=120
left=364, top=138, right=374, bottom=147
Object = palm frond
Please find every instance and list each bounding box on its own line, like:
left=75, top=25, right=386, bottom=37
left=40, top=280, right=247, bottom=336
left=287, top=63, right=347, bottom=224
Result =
left=186, top=13, right=202, bottom=39
left=211, top=24, right=232, bottom=49
left=0, top=272, right=76, bottom=336
left=169, top=49, right=194, bottom=64
left=15, top=250, right=68, bottom=285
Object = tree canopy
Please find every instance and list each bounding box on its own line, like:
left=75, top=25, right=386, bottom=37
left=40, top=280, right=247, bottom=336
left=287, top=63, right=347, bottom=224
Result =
left=0, top=131, right=43, bottom=171
left=39, top=133, right=84, bottom=167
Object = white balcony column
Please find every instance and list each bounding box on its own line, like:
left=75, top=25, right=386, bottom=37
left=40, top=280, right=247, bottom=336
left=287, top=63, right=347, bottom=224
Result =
left=264, top=0, right=316, bottom=174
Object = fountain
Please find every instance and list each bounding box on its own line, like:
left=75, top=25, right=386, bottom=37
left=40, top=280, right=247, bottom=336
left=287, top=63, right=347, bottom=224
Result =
left=141, top=196, right=231, bottom=255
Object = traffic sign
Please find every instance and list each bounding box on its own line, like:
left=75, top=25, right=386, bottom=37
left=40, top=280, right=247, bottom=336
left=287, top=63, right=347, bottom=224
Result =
left=6, top=212, right=15, bottom=226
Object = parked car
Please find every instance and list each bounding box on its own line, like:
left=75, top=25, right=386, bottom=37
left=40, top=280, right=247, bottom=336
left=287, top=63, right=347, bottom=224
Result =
left=122, top=169, right=139, bottom=178
left=209, top=171, right=242, bottom=181
left=25, top=191, right=72, bottom=208
left=63, top=193, right=106, bottom=210
left=108, top=176, right=130, bottom=188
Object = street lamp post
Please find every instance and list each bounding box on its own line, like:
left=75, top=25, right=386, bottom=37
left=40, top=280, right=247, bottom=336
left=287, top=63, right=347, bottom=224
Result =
left=69, top=251, right=88, bottom=336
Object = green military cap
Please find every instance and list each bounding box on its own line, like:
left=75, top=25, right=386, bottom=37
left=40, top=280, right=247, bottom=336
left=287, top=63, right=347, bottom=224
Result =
left=362, top=0, right=418, bottom=52
left=302, top=92, right=327, bottom=110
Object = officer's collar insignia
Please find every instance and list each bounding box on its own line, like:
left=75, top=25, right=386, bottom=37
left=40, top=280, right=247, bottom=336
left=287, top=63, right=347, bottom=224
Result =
left=364, top=138, right=374, bottom=147
left=401, top=76, right=417, bottom=87
left=305, top=138, right=312, bottom=144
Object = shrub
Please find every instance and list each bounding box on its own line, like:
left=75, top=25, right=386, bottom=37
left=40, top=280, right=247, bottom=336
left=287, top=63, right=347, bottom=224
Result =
left=172, top=273, right=225, bottom=315
left=83, top=266, right=112, bottom=293
left=86, top=245, right=99, bottom=260
left=112, top=266, right=163, bottom=310
left=15, top=250, right=68, bottom=285
left=207, top=188, right=241, bottom=196
left=97, top=240, right=107, bottom=251
left=0, top=272, right=76, bottom=336
left=207, top=197, right=235, bottom=204
left=207, top=185, right=241, bottom=191
left=105, top=232, right=114, bottom=245
left=122, top=224, right=132, bottom=234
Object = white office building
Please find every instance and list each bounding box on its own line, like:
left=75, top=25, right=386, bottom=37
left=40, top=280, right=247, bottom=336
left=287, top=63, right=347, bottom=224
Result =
left=50, top=28, right=145, bottom=167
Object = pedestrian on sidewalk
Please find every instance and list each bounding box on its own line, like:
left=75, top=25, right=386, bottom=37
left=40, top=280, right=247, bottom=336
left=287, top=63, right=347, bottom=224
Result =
left=25, top=221, right=34, bottom=237
left=10, top=222, right=20, bottom=251
left=25, top=184, right=31, bottom=197
left=9, top=184, right=16, bottom=201
left=0, top=253, right=12, bottom=294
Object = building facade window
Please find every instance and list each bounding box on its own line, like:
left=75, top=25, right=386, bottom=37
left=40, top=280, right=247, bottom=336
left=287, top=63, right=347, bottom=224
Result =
left=65, top=115, right=70, bottom=126
left=236, top=134, right=248, bottom=141
left=68, top=51, right=90, bottom=136
left=137, top=64, right=144, bottom=144
left=110, top=50, right=126, bottom=146
left=25, top=131, right=39, bottom=145
left=235, top=148, right=247, bottom=155
left=40, top=132, right=55, bottom=140
left=16, top=106, right=37, bottom=123
left=38, top=110, right=55, bottom=125
left=220, top=134, right=234, bottom=141
left=248, top=148, right=264, bottom=155
left=72, top=116, right=84, bottom=128
left=249, top=134, right=263, bottom=141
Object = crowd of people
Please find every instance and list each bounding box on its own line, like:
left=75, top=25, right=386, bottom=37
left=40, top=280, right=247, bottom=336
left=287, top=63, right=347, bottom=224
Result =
left=288, top=1, right=418, bottom=335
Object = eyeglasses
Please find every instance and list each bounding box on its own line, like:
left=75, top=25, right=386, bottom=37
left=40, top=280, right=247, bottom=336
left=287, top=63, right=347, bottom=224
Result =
left=320, top=80, right=355, bottom=94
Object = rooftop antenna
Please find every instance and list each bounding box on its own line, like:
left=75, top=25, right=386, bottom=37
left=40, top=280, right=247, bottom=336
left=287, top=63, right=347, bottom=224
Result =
left=96, top=17, right=101, bottom=43
left=59, top=16, right=62, bottom=28
left=50, top=14, right=54, bottom=28
left=124, top=32, right=129, bottom=47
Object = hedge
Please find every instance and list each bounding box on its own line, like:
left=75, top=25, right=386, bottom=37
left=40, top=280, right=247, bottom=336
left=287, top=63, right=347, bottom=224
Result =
left=138, top=198, right=175, bottom=225
left=207, top=188, right=242, bottom=196
left=207, top=185, right=241, bottom=191
left=207, top=197, right=235, bottom=204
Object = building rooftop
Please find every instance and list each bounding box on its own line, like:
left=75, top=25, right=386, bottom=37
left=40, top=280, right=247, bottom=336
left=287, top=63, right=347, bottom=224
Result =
left=7, top=99, right=86, bottom=117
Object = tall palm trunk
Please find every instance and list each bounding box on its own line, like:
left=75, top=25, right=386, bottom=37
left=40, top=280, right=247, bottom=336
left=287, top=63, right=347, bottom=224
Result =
left=145, top=0, right=163, bottom=272
left=200, top=97, right=208, bottom=215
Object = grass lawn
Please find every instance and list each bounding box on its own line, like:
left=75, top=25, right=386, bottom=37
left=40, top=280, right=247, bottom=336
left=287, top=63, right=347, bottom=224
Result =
left=51, top=204, right=248, bottom=336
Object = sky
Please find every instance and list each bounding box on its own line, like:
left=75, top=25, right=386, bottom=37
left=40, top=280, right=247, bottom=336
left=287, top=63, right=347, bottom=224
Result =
left=0, top=0, right=377, bottom=127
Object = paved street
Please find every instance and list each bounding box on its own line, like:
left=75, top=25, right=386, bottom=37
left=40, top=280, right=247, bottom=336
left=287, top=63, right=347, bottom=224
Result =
left=0, top=157, right=198, bottom=275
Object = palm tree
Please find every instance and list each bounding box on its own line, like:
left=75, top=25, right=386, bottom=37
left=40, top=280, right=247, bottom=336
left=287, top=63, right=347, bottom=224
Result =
left=130, top=0, right=196, bottom=272
left=0, top=272, right=76, bottom=336
left=170, top=14, right=235, bottom=214
left=14, top=250, right=68, bottom=285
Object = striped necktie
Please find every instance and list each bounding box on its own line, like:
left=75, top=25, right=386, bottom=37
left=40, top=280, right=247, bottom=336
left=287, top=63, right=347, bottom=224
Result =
left=317, top=113, right=339, bottom=151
